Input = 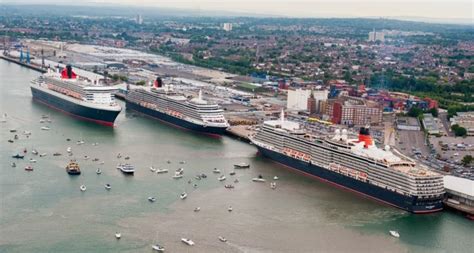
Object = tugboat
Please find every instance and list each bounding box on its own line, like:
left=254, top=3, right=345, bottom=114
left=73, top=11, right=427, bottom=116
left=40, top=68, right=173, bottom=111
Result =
left=66, top=160, right=81, bottom=175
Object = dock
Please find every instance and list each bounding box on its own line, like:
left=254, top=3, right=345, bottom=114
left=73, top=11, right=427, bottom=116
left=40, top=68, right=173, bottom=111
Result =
left=225, top=125, right=255, bottom=142
left=0, top=55, right=47, bottom=73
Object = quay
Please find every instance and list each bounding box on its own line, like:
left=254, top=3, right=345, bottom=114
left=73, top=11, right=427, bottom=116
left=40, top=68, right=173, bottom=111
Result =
left=225, top=125, right=255, bottom=142
left=0, top=55, right=46, bottom=73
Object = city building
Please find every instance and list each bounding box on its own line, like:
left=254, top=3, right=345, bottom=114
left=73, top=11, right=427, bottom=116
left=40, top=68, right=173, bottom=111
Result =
left=136, top=14, right=143, bottom=25
left=287, top=88, right=328, bottom=112
left=223, top=23, right=233, bottom=32
left=450, top=112, right=474, bottom=136
left=325, top=96, right=383, bottom=125
left=396, top=117, right=421, bottom=131
left=368, top=29, right=385, bottom=42
left=422, top=113, right=440, bottom=135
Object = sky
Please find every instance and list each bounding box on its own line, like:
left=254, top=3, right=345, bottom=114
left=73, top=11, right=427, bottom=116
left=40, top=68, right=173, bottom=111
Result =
left=5, top=0, right=474, bottom=22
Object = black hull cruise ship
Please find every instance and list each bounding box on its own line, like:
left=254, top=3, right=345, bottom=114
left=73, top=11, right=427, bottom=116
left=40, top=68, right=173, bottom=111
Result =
left=31, top=65, right=121, bottom=126
left=126, top=78, right=229, bottom=136
left=251, top=111, right=445, bottom=213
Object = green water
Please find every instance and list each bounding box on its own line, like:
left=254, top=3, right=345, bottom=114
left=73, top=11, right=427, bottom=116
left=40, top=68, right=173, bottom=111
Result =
left=0, top=60, right=472, bottom=253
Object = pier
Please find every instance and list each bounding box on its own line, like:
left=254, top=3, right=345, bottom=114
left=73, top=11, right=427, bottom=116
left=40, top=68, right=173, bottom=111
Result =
left=225, top=125, right=255, bottom=142
left=0, top=55, right=46, bottom=73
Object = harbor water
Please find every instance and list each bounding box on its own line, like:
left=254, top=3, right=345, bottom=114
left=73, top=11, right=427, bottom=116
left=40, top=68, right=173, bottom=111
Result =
left=0, top=60, right=473, bottom=252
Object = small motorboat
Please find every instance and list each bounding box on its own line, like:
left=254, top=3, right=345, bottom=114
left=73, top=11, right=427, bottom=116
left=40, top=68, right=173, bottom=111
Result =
left=176, top=168, right=184, bottom=174
left=148, top=197, right=156, bottom=202
left=213, top=168, right=221, bottom=174
left=179, top=161, right=186, bottom=164
left=8, top=139, right=14, bottom=143
left=252, top=175, right=266, bottom=182
left=66, top=138, right=71, bottom=141
left=105, top=184, right=111, bottom=190
left=53, top=152, right=62, bottom=156
left=14, top=134, right=18, bottom=140
left=24, top=166, right=33, bottom=171
left=389, top=230, right=400, bottom=238
left=181, top=238, right=194, bottom=246
left=194, top=207, right=201, bottom=212
left=115, top=233, right=121, bottom=239
left=12, top=154, right=25, bottom=159
left=218, top=236, right=227, bottom=242
left=40, top=153, right=47, bottom=157
left=229, top=171, right=236, bottom=176
left=224, top=184, right=234, bottom=189
left=23, top=130, right=32, bottom=136
left=9, top=129, right=17, bottom=133
left=117, top=163, right=135, bottom=175
left=84, top=155, right=90, bottom=160
left=200, top=173, right=207, bottom=178
left=67, top=147, right=72, bottom=153
left=32, top=149, right=38, bottom=155
left=195, top=175, right=202, bottom=180
left=96, top=168, right=102, bottom=174
left=156, top=168, right=169, bottom=174
left=180, top=192, right=187, bottom=200
left=80, top=185, right=87, bottom=192
left=150, top=166, right=157, bottom=172
left=270, top=182, right=276, bottom=189
left=29, top=158, right=37, bottom=163
left=92, top=158, right=99, bottom=162
left=193, top=184, right=198, bottom=188
left=76, top=140, right=85, bottom=145
left=218, top=175, right=226, bottom=181
left=41, top=126, right=50, bottom=131
left=273, top=176, right=279, bottom=180
left=124, top=156, right=130, bottom=160
left=234, top=163, right=250, bottom=169
left=152, top=244, right=165, bottom=252
left=117, top=153, right=122, bottom=158
left=172, top=173, right=183, bottom=179
left=228, top=206, right=233, bottom=212
left=11, top=162, right=16, bottom=168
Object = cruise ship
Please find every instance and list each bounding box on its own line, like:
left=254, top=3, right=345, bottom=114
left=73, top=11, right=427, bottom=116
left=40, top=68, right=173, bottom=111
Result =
left=31, top=65, right=122, bottom=126
left=125, top=78, right=229, bottom=135
left=251, top=111, right=445, bottom=213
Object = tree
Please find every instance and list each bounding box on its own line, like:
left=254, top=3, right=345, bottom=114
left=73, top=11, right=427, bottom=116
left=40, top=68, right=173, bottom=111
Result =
left=462, top=155, right=473, bottom=166
left=136, top=80, right=146, bottom=86
left=408, top=107, right=423, bottom=117
left=451, top=124, right=467, bottom=137
left=428, top=107, right=438, bottom=117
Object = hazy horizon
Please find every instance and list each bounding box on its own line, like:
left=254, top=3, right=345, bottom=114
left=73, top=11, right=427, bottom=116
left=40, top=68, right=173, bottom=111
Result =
left=2, top=0, right=473, bottom=24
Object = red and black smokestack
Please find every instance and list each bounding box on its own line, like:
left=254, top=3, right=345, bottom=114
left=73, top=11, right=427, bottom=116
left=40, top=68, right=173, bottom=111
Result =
left=66, top=65, right=73, bottom=79
left=358, top=127, right=373, bottom=148
left=61, top=64, right=77, bottom=79
left=154, top=77, right=163, bottom=88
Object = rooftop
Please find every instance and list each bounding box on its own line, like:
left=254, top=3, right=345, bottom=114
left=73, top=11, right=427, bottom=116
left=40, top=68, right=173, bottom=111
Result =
left=444, top=175, right=474, bottom=199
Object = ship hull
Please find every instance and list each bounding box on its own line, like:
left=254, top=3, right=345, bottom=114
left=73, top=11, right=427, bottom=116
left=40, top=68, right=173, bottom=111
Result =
left=256, top=146, right=443, bottom=213
left=31, top=86, right=120, bottom=126
left=126, top=100, right=227, bottom=136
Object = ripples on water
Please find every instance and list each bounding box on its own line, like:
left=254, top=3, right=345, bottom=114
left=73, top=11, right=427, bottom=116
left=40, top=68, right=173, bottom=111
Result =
left=1, top=60, right=473, bottom=253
